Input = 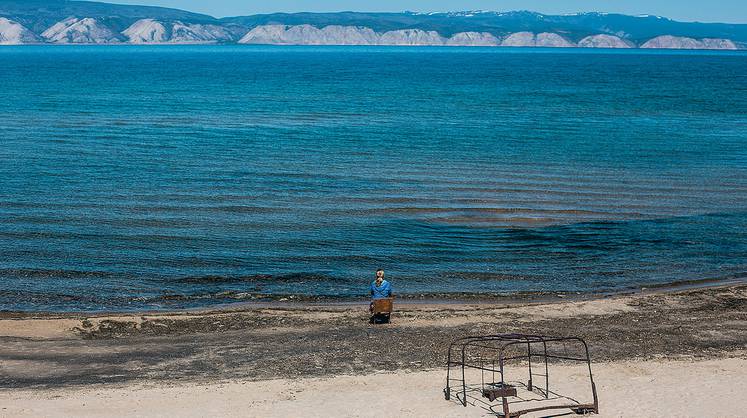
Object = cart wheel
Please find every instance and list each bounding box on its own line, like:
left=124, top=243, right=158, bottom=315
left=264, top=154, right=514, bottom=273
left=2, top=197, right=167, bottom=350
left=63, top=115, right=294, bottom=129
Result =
left=444, top=387, right=450, bottom=400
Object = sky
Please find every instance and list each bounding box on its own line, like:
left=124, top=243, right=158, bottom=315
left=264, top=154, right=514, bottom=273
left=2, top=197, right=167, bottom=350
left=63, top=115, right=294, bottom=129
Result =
left=105, top=0, right=747, bottom=23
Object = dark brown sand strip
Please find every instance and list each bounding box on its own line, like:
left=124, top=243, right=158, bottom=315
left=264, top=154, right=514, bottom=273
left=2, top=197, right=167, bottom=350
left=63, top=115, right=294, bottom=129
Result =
left=0, top=284, right=745, bottom=389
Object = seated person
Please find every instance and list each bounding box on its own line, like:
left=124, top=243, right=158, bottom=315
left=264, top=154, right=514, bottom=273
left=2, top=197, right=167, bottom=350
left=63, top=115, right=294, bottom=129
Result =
left=370, top=269, right=392, bottom=313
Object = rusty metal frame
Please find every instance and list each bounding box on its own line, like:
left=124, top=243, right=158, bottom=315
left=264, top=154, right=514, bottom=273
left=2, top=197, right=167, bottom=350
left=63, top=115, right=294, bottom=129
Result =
left=444, top=333, right=598, bottom=417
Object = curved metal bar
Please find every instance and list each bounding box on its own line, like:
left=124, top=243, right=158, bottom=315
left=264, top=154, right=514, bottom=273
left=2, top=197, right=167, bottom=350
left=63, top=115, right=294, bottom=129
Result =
left=445, top=333, right=599, bottom=416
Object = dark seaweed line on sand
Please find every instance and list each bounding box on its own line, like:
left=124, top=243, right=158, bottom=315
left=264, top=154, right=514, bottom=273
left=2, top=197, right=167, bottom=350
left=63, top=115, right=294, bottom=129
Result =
left=2, top=274, right=744, bottom=318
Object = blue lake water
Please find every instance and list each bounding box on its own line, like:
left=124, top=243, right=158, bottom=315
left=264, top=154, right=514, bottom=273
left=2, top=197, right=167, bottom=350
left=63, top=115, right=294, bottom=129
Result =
left=1, top=46, right=746, bottom=312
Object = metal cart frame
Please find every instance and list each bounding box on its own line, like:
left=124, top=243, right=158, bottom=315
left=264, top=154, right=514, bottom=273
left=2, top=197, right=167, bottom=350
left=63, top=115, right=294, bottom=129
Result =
left=445, top=333, right=598, bottom=417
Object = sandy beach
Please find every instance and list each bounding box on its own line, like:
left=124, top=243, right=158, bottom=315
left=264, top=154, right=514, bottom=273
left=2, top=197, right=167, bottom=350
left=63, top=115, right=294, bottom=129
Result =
left=3, top=9, right=747, bottom=417
left=1, top=283, right=746, bottom=417
left=2, top=358, right=746, bottom=417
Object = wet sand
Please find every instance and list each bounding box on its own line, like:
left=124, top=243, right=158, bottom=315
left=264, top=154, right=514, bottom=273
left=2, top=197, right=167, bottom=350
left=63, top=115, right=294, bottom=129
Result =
left=0, top=283, right=745, bottom=416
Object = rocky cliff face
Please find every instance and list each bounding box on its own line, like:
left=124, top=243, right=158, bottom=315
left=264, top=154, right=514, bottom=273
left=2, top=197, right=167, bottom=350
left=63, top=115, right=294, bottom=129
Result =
left=1, top=6, right=745, bottom=48
left=641, top=35, right=738, bottom=49
left=240, top=24, right=379, bottom=45
left=123, top=19, right=232, bottom=43
left=446, top=32, right=500, bottom=46
left=536, top=32, right=575, bottom=47
left=241, top=25, right=451, bottom=46
left=379, top=29, right=445, bottom=45
left=699, top=38, right=739, bottom=49
left=241, top=24, right=375, bottom=45
left=501, top=32, right=575, bottom=47
left=123, top=19, right=167, bottom=43
left=500, top=31, right=534, bottom=46
left=0, top=17, right=40, bottom=44
left=578, top=34, right=633, bottom=48
left=320, top=25, right=380, bottom=45
left=238, top=25, right=289, bottom=44
left=240, top=25, right=577, bottom=47
left=1, top=12, right=743, bottom=49
left=641, top=35, right=701, bottom=49
left=240, top=26, right=503, bottom=46
left=237, top=25, right=741, bottom=49
left=169, top=22, right=232, bottom=43
left=41, top=17, right=121, bottom=43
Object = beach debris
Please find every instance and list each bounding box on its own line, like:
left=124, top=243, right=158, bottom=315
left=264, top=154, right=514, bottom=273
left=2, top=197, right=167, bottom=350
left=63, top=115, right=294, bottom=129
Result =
left=444, top=333, right=598, bottom=417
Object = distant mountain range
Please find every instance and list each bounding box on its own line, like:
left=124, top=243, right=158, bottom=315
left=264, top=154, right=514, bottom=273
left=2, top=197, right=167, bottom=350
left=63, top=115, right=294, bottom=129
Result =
left=1, top=0, right=746, bottom=48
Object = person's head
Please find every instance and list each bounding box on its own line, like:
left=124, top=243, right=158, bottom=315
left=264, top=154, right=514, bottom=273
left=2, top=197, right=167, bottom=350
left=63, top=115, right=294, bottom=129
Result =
left=375, top=269, right=384, bottom=283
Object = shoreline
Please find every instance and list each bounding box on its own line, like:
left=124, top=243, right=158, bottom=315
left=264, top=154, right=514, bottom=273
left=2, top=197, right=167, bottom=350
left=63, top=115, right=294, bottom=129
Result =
left=1, top=282, right=745, bottom=390
left=2, top=275, right=744, bottom=319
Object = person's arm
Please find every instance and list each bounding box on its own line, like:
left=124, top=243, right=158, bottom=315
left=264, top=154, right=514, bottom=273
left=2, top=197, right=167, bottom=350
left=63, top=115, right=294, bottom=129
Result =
left=386, top=282, right=393, bottom=297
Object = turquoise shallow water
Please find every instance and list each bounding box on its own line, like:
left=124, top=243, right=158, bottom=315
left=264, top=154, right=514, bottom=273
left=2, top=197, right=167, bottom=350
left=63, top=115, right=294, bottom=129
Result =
left=1, top=46, right=746, bottom=312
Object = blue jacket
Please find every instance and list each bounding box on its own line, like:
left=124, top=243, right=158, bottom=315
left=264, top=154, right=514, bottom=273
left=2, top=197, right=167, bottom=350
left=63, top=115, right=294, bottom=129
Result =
left=370, top=280, right=392, bottom=299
